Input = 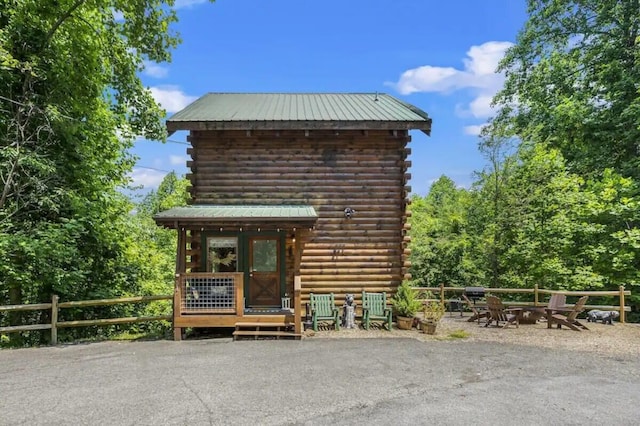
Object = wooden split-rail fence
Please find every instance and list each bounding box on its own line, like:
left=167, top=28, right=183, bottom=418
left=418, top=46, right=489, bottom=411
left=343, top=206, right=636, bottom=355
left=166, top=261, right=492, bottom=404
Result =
left=415, top=284, right=631, bottom=323
left=0, top=285, right=632, bottom=345
left=0, top=295, right=172, bottom=345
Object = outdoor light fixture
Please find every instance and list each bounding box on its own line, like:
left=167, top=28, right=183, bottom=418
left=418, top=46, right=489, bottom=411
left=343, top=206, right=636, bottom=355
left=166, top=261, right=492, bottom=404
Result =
left=344, top=207, right=355, bottom=219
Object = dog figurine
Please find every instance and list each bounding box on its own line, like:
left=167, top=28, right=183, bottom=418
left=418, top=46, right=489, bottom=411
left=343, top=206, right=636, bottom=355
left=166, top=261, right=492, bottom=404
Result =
left=342, top=294, right=356, bottom=328
left=586, top=310, right=619, bottom=325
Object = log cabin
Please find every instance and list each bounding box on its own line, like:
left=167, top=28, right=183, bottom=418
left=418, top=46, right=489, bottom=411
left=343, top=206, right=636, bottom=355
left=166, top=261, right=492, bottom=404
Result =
left=154, top=93, right=431, bottom=339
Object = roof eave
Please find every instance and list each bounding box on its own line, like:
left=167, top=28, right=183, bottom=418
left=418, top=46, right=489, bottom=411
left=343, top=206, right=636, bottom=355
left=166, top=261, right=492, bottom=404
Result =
left=154, top=216, right=318, bottom=230
left=153, top=216, right=318, bottom=222
left=166, top=119, right=432, bottom=136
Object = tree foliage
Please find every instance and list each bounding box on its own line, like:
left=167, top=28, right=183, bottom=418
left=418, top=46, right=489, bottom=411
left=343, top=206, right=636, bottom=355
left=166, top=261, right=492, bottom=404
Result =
left=409, top=176, right=479, bottom=287
left=492, top=0, right=640, bottom=179
left=0, top=1, right=200, bottom=345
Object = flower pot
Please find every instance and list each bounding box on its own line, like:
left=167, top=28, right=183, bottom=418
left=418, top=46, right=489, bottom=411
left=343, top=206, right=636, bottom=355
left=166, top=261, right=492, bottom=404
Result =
left=396, top=316, right=414, bottom=330
left=421, top=320, right=437, bottom=335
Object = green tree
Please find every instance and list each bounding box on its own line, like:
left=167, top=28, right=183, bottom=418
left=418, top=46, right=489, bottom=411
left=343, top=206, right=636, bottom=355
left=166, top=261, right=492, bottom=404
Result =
left=492, top=0, right=640, bottom=179
left=468, top=137, right=518, bottom=287
left=409, top=176, right=478, bottom=287
left=579, top=170, right=640, bottom=291
left=139, top=171, right=191, bottom=216
left=123, top=173, right=191, bottom=334
left=499, top=145, right=587, bottom=289
left=0, top=1, right=209, bottom=345
left=483, top=0, right=640, bottom=314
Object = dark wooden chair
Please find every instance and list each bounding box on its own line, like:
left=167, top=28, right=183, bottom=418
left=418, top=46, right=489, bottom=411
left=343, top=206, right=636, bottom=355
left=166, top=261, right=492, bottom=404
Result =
left=362, top=291, right=393, bottom=330
left=546, top=293, right=567, bottom=313
left=310, top=293, right=340, bottom=331
left=485, top=295, right=521, bottom=328
left=462, top=294, right=489, bottom=324
left=546, top=296, right=589, bottom=331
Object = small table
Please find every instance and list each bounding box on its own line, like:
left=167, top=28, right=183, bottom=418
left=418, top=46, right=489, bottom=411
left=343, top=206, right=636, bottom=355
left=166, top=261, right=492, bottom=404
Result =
left=509, top=306, right=546, bottom=324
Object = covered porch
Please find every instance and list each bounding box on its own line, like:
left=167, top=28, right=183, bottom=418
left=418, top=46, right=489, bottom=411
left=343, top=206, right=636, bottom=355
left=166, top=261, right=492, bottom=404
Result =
left=154, top=205, right=317, bottom=340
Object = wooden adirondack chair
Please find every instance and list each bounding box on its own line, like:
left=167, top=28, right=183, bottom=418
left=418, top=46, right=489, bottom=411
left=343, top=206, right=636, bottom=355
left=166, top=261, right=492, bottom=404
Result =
left=362, top=291, right=393, bottom=331
left=462, top=294, right=489, bottom=324
left=546, top=293, right=567, bottom=313
left=546, top=295, right=589, bottom=331
left=485, top=295, right=521, bottom=328
left=310, top=293, right=340, bottom=331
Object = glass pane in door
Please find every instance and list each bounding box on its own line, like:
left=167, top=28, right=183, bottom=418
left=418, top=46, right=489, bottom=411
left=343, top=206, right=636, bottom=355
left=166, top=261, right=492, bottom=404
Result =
left=252, top=239, right=277, bottom=272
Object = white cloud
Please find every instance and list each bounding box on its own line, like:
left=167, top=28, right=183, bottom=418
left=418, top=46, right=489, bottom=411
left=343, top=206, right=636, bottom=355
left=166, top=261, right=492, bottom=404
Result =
left=143, top=61, right=169, bottom=78
left=390, top=41, right=513, bottom=119
left=463, top=125, right=485, bottom=136
left=149, top=85, right=197, bottom=113
left=129, top=168, right=167, bottom=190
left=169, top=155, right=188, bottom=165
left=463, top=42, right=513, bottom=76
left=468, top=94, right=494, bottom=118
left=393, top=66, right=460, bottom=94
left=174, top=0, right=209, bottom=8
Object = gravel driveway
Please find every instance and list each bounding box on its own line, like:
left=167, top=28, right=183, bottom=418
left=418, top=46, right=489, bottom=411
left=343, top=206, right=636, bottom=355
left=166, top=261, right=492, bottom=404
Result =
left=1, top=333, right=639, bottom=425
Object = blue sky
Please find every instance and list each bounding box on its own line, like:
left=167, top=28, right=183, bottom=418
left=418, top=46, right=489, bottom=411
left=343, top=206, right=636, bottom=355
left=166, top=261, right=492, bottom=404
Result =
left=130, top=0, right=528, bottom=197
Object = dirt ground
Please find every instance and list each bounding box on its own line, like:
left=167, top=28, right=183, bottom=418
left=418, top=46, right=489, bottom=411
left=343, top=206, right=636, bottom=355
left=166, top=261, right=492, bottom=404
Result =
left=307, top=312, right=640, bottom=358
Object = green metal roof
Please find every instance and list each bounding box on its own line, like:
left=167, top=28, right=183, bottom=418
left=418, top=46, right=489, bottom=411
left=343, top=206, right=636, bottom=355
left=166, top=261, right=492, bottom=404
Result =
left=166, top=93, right=431, bottom=135
left=154, top=205, right=318, bottom=223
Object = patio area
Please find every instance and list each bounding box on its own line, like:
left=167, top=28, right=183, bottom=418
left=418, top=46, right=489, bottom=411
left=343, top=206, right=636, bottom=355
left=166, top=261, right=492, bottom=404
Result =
left=307, top=311, right=640, bottom=358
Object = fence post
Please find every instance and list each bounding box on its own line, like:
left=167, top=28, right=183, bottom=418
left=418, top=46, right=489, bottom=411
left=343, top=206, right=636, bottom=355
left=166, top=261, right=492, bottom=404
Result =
left=439, top=284, right=445, bottom=306
left=619, top=285, right=626, bottom=324
left=51, top=295, right=58, bottom=345
left=534, top=284, right=539, bottom=306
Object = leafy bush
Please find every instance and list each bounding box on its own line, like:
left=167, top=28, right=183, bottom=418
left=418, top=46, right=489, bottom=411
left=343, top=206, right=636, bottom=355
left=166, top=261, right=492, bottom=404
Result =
left=391, top=281, right=422, bottom=317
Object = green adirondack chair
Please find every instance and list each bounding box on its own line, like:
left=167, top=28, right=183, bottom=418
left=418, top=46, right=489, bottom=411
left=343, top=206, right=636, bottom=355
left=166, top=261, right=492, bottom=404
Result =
left=362, top=291, right=393, bottom=331
left=310, top=293, right=340, bottom=331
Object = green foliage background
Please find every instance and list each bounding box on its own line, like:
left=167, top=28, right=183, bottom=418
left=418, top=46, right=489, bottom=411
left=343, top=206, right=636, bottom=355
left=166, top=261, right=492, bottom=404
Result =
left=0, top=1, right=199, bottom=346
left=410, top=0, right=640, bottom=321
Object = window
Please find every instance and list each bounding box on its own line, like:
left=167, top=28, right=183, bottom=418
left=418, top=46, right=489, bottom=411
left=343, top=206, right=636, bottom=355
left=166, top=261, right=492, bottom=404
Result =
left=207, top=237, right=238, bottom=272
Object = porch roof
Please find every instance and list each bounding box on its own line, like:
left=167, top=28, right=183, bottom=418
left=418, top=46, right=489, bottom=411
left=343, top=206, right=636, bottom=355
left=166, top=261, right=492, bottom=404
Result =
left=153, top=205, right=318, bottom=228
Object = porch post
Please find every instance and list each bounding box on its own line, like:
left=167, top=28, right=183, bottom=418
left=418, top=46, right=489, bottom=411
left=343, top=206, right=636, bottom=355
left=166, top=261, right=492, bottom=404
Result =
left=293, top=230, right=305, bottom=335
left=174, top=225, right=187, bottom=341
left=294, top=276, right=302, bottom=334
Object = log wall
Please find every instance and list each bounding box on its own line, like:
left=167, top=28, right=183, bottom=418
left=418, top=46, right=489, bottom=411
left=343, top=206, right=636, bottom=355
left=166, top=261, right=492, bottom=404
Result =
left=187, top=130, right=412, bottom=304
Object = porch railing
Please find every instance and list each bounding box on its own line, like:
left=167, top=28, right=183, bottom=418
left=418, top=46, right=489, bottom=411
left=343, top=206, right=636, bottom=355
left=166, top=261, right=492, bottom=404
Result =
left=176, top=272, right=244, bottom=315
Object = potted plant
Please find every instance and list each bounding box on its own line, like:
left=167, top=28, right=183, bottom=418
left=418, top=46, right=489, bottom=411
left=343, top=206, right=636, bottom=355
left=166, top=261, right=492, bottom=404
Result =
left=421, top=299, right=445, bottom=335
left=391, top=281, right=422, bottom=330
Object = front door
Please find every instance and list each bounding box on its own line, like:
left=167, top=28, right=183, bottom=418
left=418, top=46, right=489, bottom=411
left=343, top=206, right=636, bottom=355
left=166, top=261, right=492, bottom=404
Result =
left=247, top=237, right=280, bottom=307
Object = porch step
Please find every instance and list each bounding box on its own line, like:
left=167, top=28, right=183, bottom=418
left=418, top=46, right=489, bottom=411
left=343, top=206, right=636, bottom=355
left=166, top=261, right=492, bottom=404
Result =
left=233, top=322, right=301, bottom=341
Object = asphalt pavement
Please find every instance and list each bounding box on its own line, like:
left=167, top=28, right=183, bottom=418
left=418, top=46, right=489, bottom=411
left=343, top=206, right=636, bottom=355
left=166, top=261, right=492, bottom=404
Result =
left=1, top=337, right=639, bottom=425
